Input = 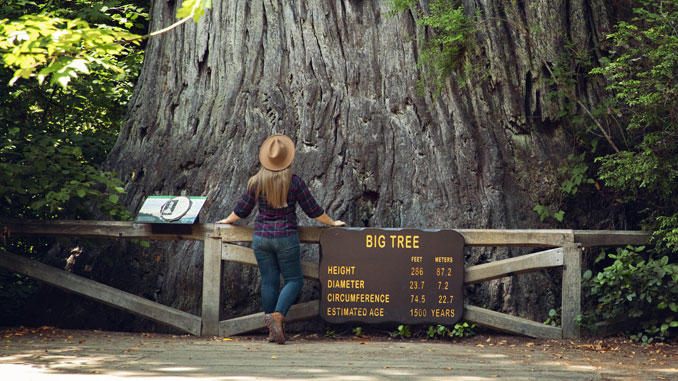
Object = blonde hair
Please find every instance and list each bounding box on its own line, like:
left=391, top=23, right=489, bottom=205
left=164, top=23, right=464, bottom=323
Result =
left=247, top=167, right=292, bottom=208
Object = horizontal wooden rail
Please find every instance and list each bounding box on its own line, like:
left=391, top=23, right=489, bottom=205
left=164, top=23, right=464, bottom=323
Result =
left=0, top=220, right=212, bottom=241
left=0, top=250, right=202, bottom=336
left=218, top=227, right=581, bottom=247
left=218, top=226, right=650, bottom=247
left=220, top=301, right=319, bottom=337
left=573, top=230, right=650, bottom=247
left=3, top=220, right=651, bottom=247
left=222, top=243, right=319, bottom=280
left=216, top=226, right=326, bottom=243
left=463, top=305, right=562, bottom=339
left=459, top=229, right=574, bottom=247
left=464, top=248, right=564, bottom=284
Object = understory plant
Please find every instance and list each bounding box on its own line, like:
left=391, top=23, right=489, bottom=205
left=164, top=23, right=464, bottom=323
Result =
left=426, top=322, right=476, bottom=338
left=389, top=0, right=475, bottom=95
left=582, top=246, right=678, bottom=344
left=391, top=324, right=412, bottom=338
left=543, top=308, right=560, bottom=327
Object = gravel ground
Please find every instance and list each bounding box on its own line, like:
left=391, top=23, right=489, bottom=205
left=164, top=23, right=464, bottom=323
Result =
left=1, top=326, right=677, bottom=380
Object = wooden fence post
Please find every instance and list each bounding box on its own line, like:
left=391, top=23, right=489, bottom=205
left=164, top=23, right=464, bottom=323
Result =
left=201, top=236, right=222, bottom=336
left=561, top=244, right=582, bottom=338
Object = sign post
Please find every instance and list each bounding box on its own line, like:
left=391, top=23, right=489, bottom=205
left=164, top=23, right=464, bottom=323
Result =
left=319, top=228, right=465, bottom=325
left=133, top=195, right=217, bottom=335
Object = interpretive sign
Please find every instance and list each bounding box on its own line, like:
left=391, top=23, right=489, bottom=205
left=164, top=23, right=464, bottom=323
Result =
left=319, top=228, right=465, bottom=325
left=134, top=196, right=207, bottom=224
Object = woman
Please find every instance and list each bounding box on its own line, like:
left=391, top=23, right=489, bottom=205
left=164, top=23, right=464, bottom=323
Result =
left=217, top=134, right=345, bottom=344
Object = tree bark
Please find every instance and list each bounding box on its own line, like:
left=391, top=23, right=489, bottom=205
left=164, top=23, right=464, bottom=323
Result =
left=101, top=0, right=612, bottom=330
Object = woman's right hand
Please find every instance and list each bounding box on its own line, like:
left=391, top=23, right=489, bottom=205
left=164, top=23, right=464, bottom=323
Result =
left=216, top=212, right=240, bottom=224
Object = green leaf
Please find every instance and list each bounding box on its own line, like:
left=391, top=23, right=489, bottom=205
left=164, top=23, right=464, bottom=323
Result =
left=30, top=199, right=47, bottom=210
left=177, top=0, right=196, bottom=18
left=583, top=269, right=592, bottom=280
left=108, top=194, right=119, bottom=203
left=68, top=59, right=90, bottom=75
left=55, top=74, right=71, bottom=89
left=533, top=204, right=550, bottom=221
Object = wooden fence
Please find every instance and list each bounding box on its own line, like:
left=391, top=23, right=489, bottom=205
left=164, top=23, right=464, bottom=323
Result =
left=0, top=220, right=650, bottom=339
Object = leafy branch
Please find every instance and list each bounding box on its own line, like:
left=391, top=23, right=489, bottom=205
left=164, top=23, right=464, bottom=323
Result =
left=0, top=0, right=211, bottom=89
left=128, top=0, right=209, bottom=42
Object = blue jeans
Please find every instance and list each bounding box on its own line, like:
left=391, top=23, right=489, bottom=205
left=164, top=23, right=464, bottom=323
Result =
left=252, top=233, right=302, bottom=316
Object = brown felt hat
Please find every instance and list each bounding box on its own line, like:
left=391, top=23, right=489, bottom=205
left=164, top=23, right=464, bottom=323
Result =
left=259, top=134, right=295, bottom=171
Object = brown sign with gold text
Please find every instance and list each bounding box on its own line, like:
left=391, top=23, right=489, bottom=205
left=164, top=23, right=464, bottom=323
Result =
left=319, top=228, right=464, bottom=325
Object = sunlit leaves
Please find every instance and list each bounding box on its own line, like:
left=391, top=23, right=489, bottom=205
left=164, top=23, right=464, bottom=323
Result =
left=0, top=1, right=146, bottom=220
left=0, top=15, right=140, bottom=88
left=177, top=0, right=212, bottom=22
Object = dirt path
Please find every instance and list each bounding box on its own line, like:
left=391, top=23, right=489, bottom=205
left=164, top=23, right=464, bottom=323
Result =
left=1, top=327, right=677, bottom=380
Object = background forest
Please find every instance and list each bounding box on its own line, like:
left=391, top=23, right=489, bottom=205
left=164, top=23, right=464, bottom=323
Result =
left=0, top=0, right=676, bottom=344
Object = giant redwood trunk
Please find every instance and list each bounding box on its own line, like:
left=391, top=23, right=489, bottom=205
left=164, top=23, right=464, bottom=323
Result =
left=101, top=0, right=612, bottom=330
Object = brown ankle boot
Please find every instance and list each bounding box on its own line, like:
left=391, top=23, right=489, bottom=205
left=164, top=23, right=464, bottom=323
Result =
left=266, top=325, right=275, bottom=342
left=264, top=314, right=276, bottom=342
left=264, top=313, right=285, bottom=344
left=267, top=319, right=287, bottom=342
left=270, top=312, right=286, bottom=344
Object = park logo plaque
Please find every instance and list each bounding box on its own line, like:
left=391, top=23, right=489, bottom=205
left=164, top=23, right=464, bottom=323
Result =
left=134, top=196, right=207, bottom=235
left=134, top=196, right=206, bottom=224
left=319, top=228, right=464, bottom=325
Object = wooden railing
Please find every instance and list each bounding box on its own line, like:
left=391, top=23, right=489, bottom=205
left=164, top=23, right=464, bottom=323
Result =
left=0, top=220, right=650, bottom=339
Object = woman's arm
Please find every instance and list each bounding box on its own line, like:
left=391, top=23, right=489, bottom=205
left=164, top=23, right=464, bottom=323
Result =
left=216, top=211, right=240, bottom=224
left=315, top=213, right=345, bottom=227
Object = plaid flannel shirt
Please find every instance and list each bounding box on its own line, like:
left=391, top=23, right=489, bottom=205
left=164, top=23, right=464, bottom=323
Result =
left=233, top=174, right=324, bottom=237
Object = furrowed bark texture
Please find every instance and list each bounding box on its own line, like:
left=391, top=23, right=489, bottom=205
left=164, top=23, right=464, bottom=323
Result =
left=98, top=0, right=611, bottom=330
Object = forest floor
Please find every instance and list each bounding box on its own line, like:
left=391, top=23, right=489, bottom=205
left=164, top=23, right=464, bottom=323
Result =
left=1, top=326, right=677, bottom=380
